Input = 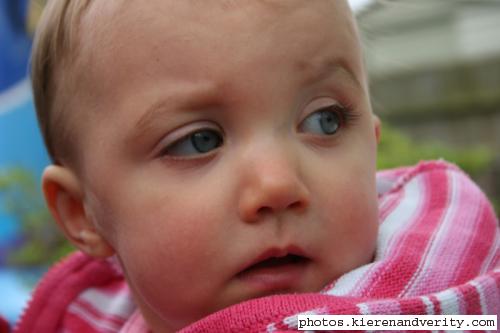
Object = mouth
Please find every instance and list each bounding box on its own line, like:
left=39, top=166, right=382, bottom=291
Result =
left=236, top=247, right=311, bottom=292
left=238, top=254, right=309, bottom=274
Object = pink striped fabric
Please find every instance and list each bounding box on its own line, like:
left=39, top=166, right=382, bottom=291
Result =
left=13, top=161, right=499, bottom=333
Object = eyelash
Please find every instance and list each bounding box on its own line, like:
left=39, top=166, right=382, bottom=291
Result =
left=158, top=126, right=224, bottom=159
left=157, top=102, right=360, bottom=160
left=308, top=103, right=359, bottom=129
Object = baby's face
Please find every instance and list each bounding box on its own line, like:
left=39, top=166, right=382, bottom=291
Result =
left=72, top=0, right=379, bottom=331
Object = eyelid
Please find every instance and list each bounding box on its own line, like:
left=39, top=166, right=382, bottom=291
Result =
left=299, top=97, right=345, bottom=126
left=298, top=96, right=361, bottom=134
left=155, top=121, right=222, bottom=156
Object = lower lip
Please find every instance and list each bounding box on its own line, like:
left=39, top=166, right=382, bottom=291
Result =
left=237, top=261, right=310, bottom=293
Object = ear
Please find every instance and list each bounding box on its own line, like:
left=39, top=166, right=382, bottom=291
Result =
left=373, top=114, right=381, bottom=144
left=42, top=165, right=115, bottom=258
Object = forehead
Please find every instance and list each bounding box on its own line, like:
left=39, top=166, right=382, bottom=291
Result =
left=77, top=0, right=360, bottom=88
left=83, top=0, right=355, bottom=37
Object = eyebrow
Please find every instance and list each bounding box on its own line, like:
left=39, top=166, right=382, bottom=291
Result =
left=132, top=84, right=219, bottom=143
left=297, top=56, right=363, bottom=90
left=131, top=57, right=362, bottom=146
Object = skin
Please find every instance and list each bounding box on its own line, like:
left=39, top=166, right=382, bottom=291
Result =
left=42, top=1, right=381, bottom=331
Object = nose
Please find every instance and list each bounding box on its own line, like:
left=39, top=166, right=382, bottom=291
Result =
left=237, top=147, right=310, bottom=223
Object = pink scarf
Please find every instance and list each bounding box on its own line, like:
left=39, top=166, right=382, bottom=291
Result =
left=14, top=161, right=499, bottom=333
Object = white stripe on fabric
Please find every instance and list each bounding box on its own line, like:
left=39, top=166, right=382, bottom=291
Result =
left=324, top=264, right=371, bottom=296
left=119, top=310, right=149, bottom=333
left=436, top=289, right=460, bottom=315
left=376, top=177, right=422, bottom=259
left=68, top=302, right=122, bottom=332
left=355, top=305, right=375, bottom=333
left=356, top=304, right=377, bottom=333
left=376, top=177, right=395, bottom=196
left=400, top=171, right=463, bottom=297
left=78, top=288, right=135, bottom=319
left=266, top=322, right=277, bottom=332
left=470, top=280, right=488, bottom=315
left=480, top=230, right=500, bottom=274
left=421, top=296, right=435, bottom=315
left=357, top=303, right=370, bottom=315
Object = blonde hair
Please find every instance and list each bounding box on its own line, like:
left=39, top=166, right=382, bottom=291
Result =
left=31, top=0, right=91, bottom=164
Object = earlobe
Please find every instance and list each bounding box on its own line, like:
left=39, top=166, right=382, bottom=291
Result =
left=373, top=115, right=381, bottom=144
left=42, top=165, right=115, bottom=258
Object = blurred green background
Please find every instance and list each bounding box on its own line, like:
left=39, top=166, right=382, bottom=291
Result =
left=360, top=0, right=500, bottom=211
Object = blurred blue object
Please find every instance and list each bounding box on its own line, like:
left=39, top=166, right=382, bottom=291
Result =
left=0, top=80, right=49, bottom=255
left=0, top=0, right=32, bottom=91
left=0, top=215, right=20, bottom=259
left=0, top=0, right=50, bottom=325
left=0, top=267, right=45, bottom=325
left=0, top=80, right=49, bottom=170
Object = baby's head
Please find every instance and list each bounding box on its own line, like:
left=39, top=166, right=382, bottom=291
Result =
left=33, top=0, right=381, bottom=331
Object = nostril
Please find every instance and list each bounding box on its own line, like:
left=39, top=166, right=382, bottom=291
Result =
left=257, top=206, right=272, bottom=216
left=289, top=201, right=304, bottom=211
left=256, top=201, right=304, bottom=217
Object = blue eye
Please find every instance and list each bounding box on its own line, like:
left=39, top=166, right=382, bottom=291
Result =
left=300, top=105, right=343, bottom=135
left=162, top=129, right=223, bottom=156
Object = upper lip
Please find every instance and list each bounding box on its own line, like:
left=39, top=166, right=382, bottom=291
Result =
left=236, top=245, right=310, bottom=276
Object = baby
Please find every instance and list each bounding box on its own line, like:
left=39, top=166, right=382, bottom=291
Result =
left=16, top=0, right=498, bottom=332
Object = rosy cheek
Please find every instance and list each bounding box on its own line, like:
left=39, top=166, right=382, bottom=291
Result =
left=320, top=177, right=378, bottom=245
